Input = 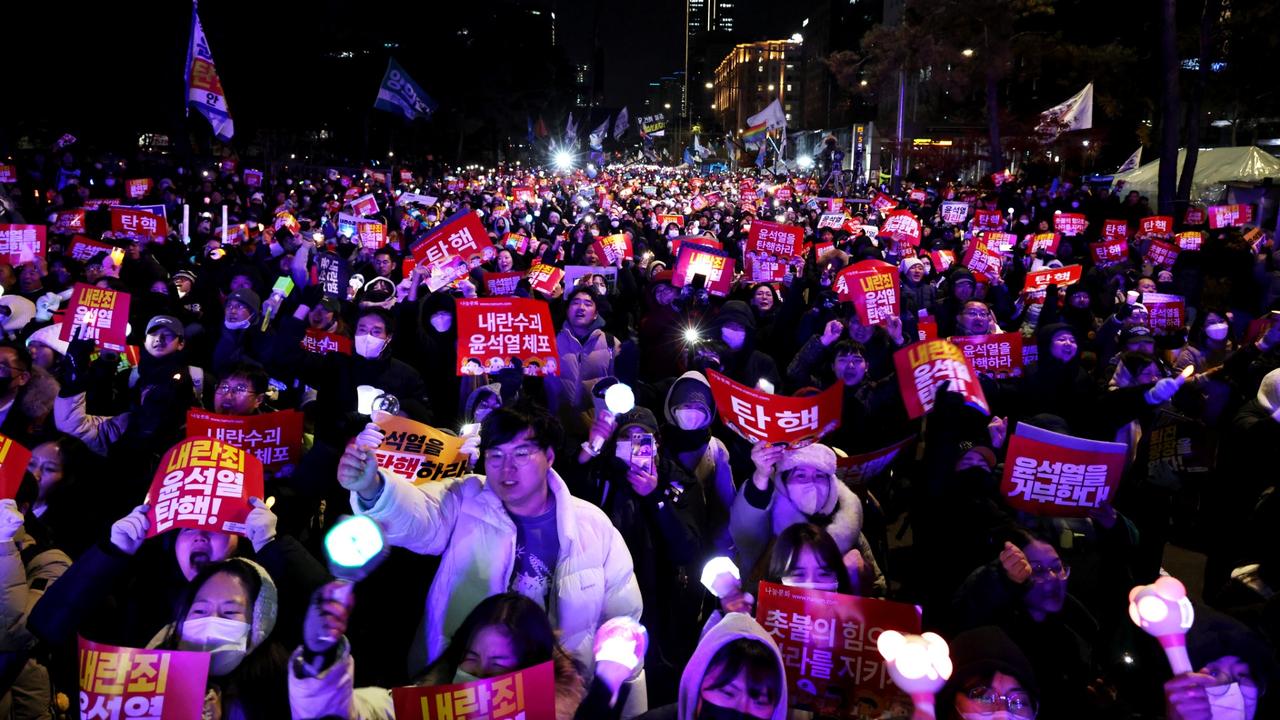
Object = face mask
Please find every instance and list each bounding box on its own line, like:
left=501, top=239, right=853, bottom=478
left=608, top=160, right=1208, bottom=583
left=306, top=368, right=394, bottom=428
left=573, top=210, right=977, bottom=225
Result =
left=668, top=230, right=680, bottom=238
left=1206, top=322, right=1229, bottom=341
left=697, top=701, right=756, bottom=720
left=781, top=578, right=839, bottom=591
left=958, top=712, right=1013, bottom=720
left=430, top=314, right=453, bottom=333
left=453, top=669, right=481, bottom=685
left=790, top=484, right=823, bottom=515
left=674, top=408, right=708, bottom=431
left=224, top=318, right=251, bottom=331
left=354, top=334, right=388, bottom=359
left=180, top=616, right=250, bottom=676
left=721, top=328, right=746, bottom=350
left=1206, top=682, right=1258, bottom=720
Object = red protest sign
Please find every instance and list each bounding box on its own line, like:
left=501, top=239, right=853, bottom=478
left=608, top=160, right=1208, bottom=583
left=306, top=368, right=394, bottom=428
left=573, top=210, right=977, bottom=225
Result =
left=656, top=213, right=685, bottom=229
left=834, top=436, right=915, bottom=487
left=483, top=271, right=523, bottom=296
left=1184, top=206, right=1206, bottom=226
left=1144, top=239, right=1180, bottom=268
left=669, top=236, right=721, bottom=257
left=83, top=198, right=122, bottom=210
left=392, top=661, right=556, bottom=720
left=186, top=409, right=304, bottom=474
left=351, top=193, right=379, bottom=217
left=1139, top=215, right=1174, bottom=236
left=917, top=315, right=938, bottom=342
left=950, top=332, right=1024, bottom=377
left=1175, top=231, right=1203, bottom=251
left=961, top=238, right=1000, bottom=276
left=61, top=283, right=130, bottom=348
left=301, top=328, right=352, bottom=356
left=743, top=253, right=790, bottom=283
left=513, top=186, right=536, bottom=203
left=398, top=169, right=413, bottom=184
left=593, top=233, right=633, bottom=266
left=144, top=438, right=265, bottom=537
left=817, top=213, right=846, bottom=229
left=690, top=195, right=709, bottom=212
left=755, top=581, right=922, bottom=717
left=1208, top=204, right=1252, bottom=229
left=1027, top=232, right=1061, bottom=255
left=1023, top=265, right=1082, bottom=292
left=706, top=370, right=842, bottom=446
left=1054, top=213, right=1087, bottom=236
left=1142, top=292, right=1186, bottom=332
left=881, top=210, right=921, bottom=246
left=374, top=416, right=467, bottom=485
left=747, top=220, right=803, bottom=258
left=125, top=178, right=152, bottom=199
left=983, top=231, right=1017, bottom=254
left=1103, top=219, right=1129, bottom=241
left=1001, top=422, right=1125, bottom=517
left=871, top=192, right=897, bottom=214
left=456, top=298, right=558, bottom=376
left=1090, top=238, right=1127, bottom=266
left=908, top=189, right=928, bottom=204
left=0, top=225, right=46, bottom=264
left=78, top=637, right=210, bottom=720
left=892, top=340, right=988, bottom=419
left=773, top=186, right=793, bottom=202
left=66, top=235, right=112, bottom=263
left=411, top=210, right=495, bottom=271
left=673, top=244, right=735, bottom=297
left=929, top=250, right=955, bottom=272
left=243, top=169, right=263, bottom=187
left=526, top=263, right=564, bottom=296
left=972, top=208, right=1005, bottom=230
left=0, top=166, right=15, bottom=183
left=110, top=207, right=168, bottom=238
left=53, top=210, right=86, bottom=235
left=0, top=434, right=32, bottom=500
left=357, top=221, right=387, bottom=250
left=844, top=265, right=901, bottom=326
left=940, top=201, right=970, bottom=224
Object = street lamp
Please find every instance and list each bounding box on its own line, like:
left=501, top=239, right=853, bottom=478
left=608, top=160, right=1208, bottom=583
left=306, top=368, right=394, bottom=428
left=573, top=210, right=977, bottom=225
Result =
left=961, top=48, right=975, bottom=58
left=704, top=82, right=713, bottom=89
left=664, top=103, right=671, bottom=109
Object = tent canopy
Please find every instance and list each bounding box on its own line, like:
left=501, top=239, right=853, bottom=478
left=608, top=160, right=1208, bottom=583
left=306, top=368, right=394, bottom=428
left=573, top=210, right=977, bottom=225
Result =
left=1111, top=146, right=1280, bottom=205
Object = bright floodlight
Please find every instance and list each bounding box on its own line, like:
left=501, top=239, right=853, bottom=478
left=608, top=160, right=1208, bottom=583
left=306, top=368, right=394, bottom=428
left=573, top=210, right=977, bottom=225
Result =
left=797, top=155, right=814, bottom=170
left=553, top=151, right=574, bottom=171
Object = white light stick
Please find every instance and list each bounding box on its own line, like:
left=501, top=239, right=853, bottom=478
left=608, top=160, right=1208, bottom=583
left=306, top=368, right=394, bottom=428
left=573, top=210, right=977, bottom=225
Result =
left=182, top=204, right=190, bottom=245
left=594, top=617, right=649, bottom=672
left=700, top=556, right=741, bottom=599
left=356, top=385, right=382, bottom=416
left=221, top=204, right=228, bottom=245
left=1128, top=576, right=1195, bottom=675
left=877, top=631, right=953, bottom=720
left=604, top=382, right=635, bottom=415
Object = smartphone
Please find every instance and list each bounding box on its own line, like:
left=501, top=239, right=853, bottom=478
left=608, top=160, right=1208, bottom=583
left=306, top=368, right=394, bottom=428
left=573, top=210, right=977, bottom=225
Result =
left=630, top=433, right=656, bottom=474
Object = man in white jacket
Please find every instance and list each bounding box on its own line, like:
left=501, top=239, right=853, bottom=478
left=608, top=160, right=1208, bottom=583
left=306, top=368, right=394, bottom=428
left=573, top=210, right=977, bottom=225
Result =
left=337, top=405, right=648, bottom=716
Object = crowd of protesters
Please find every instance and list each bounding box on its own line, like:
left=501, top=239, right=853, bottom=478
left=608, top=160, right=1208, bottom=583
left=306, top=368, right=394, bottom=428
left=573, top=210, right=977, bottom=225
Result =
left=0, top=144, right=1274, bottom=720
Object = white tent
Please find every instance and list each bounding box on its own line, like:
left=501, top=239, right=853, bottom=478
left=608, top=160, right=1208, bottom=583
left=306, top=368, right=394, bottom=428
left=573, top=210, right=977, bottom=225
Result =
left=1111, top=146, right=1280, bottom=206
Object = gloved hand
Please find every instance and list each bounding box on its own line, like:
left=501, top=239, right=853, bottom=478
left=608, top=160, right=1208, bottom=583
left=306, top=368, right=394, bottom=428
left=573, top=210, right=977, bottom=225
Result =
left=0, top=499, right=24, bottom=542
left=354, top=422, right=384, bottom=450
left=109, top=504, right=151, bottom=555
left=459, top=429, right=481, bottom=464
left=1145, top=375, right=1185, bottom=405
left=244, top=497, right=278, bottom=553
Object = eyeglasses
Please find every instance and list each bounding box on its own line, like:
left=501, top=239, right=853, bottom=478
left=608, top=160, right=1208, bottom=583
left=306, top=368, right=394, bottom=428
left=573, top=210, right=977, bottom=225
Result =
left=784, top=472, right=830, bottom=487
left=962, top=308, right=992, bottom=317
left=214, top=383, right=257, bottom=395
left=964, top=686, right=1037, bottom=718
left=0, top=363, right=27, bottom=376
left=1029, top=563, right=1071, bottom=582
left=483, top=445, right=543, bottom=468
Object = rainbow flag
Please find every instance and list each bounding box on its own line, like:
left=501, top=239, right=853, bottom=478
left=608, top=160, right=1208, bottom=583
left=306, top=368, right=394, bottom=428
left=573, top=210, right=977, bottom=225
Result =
left=741, top=122, right=768, bottom=145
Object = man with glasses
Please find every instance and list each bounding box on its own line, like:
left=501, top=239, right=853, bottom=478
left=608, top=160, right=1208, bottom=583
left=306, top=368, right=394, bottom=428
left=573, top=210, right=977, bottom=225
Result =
left=336, top=405, right=647, bottom=714
left=954, top=300, right=1001, bottom=337
left=212, top=363, right=270, bottom=416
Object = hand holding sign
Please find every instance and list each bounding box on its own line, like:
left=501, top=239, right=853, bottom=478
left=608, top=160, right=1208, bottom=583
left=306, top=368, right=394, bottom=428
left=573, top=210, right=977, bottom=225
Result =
left=338, top=432, right=383, bottom=500
left=750, top=442, right=786, bottom=490
left=999, top=541, right=1032, bottom=584
left=0, top=499, right=23, bottom=542
left=110, top=504, right=152, bottom=555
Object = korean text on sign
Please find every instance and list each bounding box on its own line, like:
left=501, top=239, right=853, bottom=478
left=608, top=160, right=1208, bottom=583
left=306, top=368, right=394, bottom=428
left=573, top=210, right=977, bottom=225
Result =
left=892, top=340, right=989, bottom=420
left=1000, top=422, right=1126, bottom=517
left=747, top=220, right=802, bottom=258
left=60, top=283, right=131, bottom=348
left=145, top=438, right=264, bottom=537
left=186, top=409, right=304, bottom=473
left=0, top=224, right=47, bottom=264
left=844, top=267, right=900, bottom=326
left=755, top=581, right=922, bottom=718
left=375, top=416, right=467, bottom=484
left=411, top=210, right=495, bottom=268
left=79, top=637, right=210, bottom=720
left=455, top=298, right=559, bottom=376
left=301, top=328, right=353, bottom=356
left=391, top=661, right=556, bottom=720
left=834, top=436, right=915, bottom=487
left=706, top=370, right=842, bottom=447
left=1023, top=265, right=1082, bottom=293
left=949, top=332, right=1024, bottom=377
left=672, top=244, right=735, bottom=297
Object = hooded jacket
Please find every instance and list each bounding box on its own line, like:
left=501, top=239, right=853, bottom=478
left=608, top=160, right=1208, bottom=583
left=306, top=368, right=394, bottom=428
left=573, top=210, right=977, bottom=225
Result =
left=712, top=301, right=780, bottom=390
left=663, top=372, right=736, bottom=554
left=547, top=316, right=618, bottom=434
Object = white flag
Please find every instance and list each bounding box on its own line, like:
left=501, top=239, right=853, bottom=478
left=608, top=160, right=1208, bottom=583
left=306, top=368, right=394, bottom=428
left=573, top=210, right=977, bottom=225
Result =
left=185, top=5, right=234, bottom=141
left=1116, top=146, right=1142, bottom=174
left=747, top=99, right=787, bottom=131
left=613, top=107, right=629, bottom=140
left=1036, top=83, right=1093, bottom=142
left=565, top=113, right=578, bottom=143
left=589, top=119, right=610, bottom=150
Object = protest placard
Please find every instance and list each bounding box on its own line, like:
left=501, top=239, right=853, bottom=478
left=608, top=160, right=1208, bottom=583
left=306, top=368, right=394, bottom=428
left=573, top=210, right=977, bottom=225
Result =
left=391, top=661, right=555, bottom=720
left=0, top=225, right=46, bottom=264
left=78, top=637, right=210, bottom=720
left=1055, top=213, right=1087, bottom=236
left=1139, top=215, right=1174, bottom=236
left=673, top=243, right=735, bottom=297
left=0, top=433, right=32, bottom=500
left=1142, top=292, right=1186, bottom=332
left=526, top=263, right=564, bottom=296
left=301, top=328, right=353, bottom=356
left=186, top=409, right=304, bottom=474
left=483, top=271, right=523, bottom=296
left=1023, top=265, right=1082, bottom=292
left=144, top=438, right=265, bottom=536
left=892, top=340, right=988, bottom=419
left=940, top=201, right=969, bottom=224
left=374, top=415, right=467, bottom=484
left=1090, top=238, right=1127, bottom=265
left=60, top=283, right=130, bottom=348
left=593, top=233, right=634, bottom=266
left=707, top=370, right=842, bottom=446
left=949, top=332, right=1024, bottom=377
left=834, top=436, right=915, bottom=487
left=1102, top=219, right=1129, bottom=241
left=1000, top=422, right=1126, bottom=517
left=456, top=298, right=558, bottom=376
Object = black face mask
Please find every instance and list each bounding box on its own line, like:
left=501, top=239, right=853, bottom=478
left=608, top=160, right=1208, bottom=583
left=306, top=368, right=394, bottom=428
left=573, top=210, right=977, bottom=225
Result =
left=954, top=466, right=997, bottom=495
left=665, top=425, right=711, bottom=453
left=0, top=376, right=13, bottom=397
left=697, top=701, right=758, bottom=720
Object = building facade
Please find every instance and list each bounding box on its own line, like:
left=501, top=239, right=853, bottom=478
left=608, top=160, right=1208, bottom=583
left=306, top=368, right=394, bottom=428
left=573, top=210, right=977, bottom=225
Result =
left=713, top=39, right=805, bottom=135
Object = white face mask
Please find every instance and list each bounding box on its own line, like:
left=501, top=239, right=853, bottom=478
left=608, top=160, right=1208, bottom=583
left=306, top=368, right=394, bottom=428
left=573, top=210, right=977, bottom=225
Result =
left=1206, top=682, right=1258, bottom=720
left=1206, top=322, right=1229, bottom=341
left=224, top=318, right=251, bottom=331
left=354, top=333, right=388, bottom=359
left=180, top=616, right=250, bottom=676
left=781, top=579, right=839, bottom=591
left=721, top=327, right=746, bottom=350
left=453, top=668, right=481, bottom=685
left=790, top=484, right=824, bottom=515
left=674, top=407, right=708, bottom=431
left=430, top=313, right=453, bottom=333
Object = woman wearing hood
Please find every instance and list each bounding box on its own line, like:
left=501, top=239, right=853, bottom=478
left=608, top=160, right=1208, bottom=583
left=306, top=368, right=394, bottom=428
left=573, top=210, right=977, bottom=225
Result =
left=635, top=612, right=788, bottom=720
left=394, top=289, right=462, bottom=429
left=662, top=371, right=736, bottom=553
left=712, top=301, right=780, bottom=391
left=729, top=442, right=883, bottom=597
left=900, top=257, right=939, bottom=321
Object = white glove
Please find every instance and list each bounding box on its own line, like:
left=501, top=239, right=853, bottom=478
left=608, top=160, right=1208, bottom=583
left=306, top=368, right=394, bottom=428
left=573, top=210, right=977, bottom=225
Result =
left=355, top=422, right=385, bottom=450
left=1144, top=376, right=1183, bottom=405
left=110, top=504, right=151, bottom=555
left=459, top=430, right=481, bottom=464
left=0, top=500, right=23, bottom=542
left=244, top=497, right=278, bottom=553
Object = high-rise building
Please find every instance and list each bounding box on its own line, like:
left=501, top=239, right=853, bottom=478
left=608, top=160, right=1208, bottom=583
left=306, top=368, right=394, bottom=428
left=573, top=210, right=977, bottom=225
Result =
left=685, top=0, right=736, bottom=121
left=713, top=38, right=805, bottom=135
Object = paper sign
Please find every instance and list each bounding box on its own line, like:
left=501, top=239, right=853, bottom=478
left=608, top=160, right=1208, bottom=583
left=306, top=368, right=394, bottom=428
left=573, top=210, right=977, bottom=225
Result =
left=892, top=340, right=988, bottom=419
left=747, top=220, right=803, bottom=258
left=483, top=271, right=523, bottom=296
left=774, top=187, right=793, bottom=202
left=834, top=436, right=915, bottom=486
left=243, top=169, right=263, bottom=187
left=1090, top=238, right=1127, bottom=265
left=144, top=438, right=265, bottom=536
left=391, top=661, right=556, bottom=720
left=755, top=581, right=922, bottom=718
left=1027, top=232, right=1060, bottom=256
left=125, top=178, right=152, bottom=199
left=316, top=252, right=349, bottom=300
left=983, top=231, right=1017, bottom=254
left=1000, top=422, right=1126, bottom=517
left=1184, top=206, right=1206, bottom=226
left=908, top=189, right=927, bottom=204
left=928, top=250, right=955, bottom=272
left=456, top=298, right=558, bottom=376
left=357, top=221, right=387, bottom=250
left=673, top=244, right=735, bottom=297
left=0, top=434, right=32, bottom=500
left=83, top=199, right=122, bottom=210
left=656, top=213, right=685, bottom=229
left=66, top=235, right=113, bottom=263
left=0, top=166, right=15, bottom=183
left=0, top=225, right=46, bottom=264
left=563, top=265, right=618, bottom=295
left=1023, top=265, right=1082, bottom=292
left=972, top=208, right=1004, bottom=230
left=351, top=193, right=379, bottom=217
left=374, top=415, right=467, bottom=484
left=1055, top=213, right=1087, bottom=236
left=940, top=201, right=970, bottom=224
left=1139, top=216, right=1174, bottom=236
left=593, top=233, right=633, bottom=266
left=411, top=210, right=495, bottom=274
left=1175, top=231, right=1203, bottom=251
left=706, top=370, right=842, bottom=446
left=526, top=263, right=564, bottom=296
left=78, top=637, right=209, bottom=720
left=844, top=265, right=901, bottom=326
left=1207, top=204, right=1252, bottom=229
left=961, top=237, right=1001, bottom=276
left=110, top=207, right=167, bottom=238
left=1146, top=410, right=1215, bottom=485
left=397, top=192, right=439, bottom=208
left=1144, top=239, right=1180, bottom=268
left=186, top=409, right=304, bottom=473
left=1141, top=292, right=1185, bottom=332
left=53, top=210, right=86, bottom=235
left=1102, top=219, right=1129, bottom=241
left=949, top=332, right=1024, bottom=377
left=301, top=328, right=352, bottom=356
left=818, top=213, right=846, bottom=229
left=881, top=210, right=921, bottom=246
left=669, top=236, right=721, bottom=257
left=871, top=192, right=897, bottom=214
left=61, top=283, right=130, bottom=348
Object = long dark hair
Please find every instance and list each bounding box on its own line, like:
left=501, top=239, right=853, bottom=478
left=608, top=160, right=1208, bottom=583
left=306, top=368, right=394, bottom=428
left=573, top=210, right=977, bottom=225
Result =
left=703, top=638, right=783, bottom=706
left=765, top=523, right=855, bottom=595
